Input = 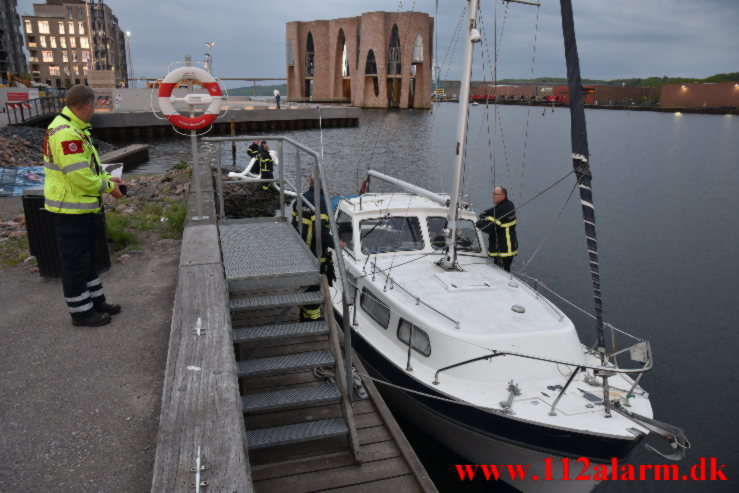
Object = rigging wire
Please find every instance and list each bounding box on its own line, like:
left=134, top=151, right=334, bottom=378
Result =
left=518, top=3, right=542, bottom=204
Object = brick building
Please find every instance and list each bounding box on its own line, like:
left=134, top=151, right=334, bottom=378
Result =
left=286, top=11, right=433, bottom=109
left=0, top=0, right=27, bottom=79
left=22, top=0, right=127, bottom=88
left=660, top=82, right=739, bottom=108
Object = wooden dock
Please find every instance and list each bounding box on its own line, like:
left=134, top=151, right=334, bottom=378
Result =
left=151, top=159, right=436, bottom=492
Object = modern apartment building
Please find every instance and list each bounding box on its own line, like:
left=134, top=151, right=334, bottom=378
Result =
left=0, top=0, right=27, bottom=78
left=22, top=0, right=127, bottom=88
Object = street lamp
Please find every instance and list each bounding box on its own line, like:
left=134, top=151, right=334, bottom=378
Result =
left=125, top=31, right=134, bottom=88
left=204, top=42, right=215, bottom=74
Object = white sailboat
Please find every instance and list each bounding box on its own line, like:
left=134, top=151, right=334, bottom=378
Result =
left=328, top=1, right=689, bottom=491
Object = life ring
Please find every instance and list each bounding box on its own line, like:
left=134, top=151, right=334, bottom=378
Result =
left=157, top=66, right=222, bottom=130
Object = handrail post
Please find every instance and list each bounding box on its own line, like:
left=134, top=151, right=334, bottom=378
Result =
left=295, top=151, right=303, bottom=235
left=216, top=142, right=224, bottom=219
left=548, top=366, right=583, bottom=416
left=313, top=162, right=322, bottom=266
left=278, top=140, right=285, bottom=218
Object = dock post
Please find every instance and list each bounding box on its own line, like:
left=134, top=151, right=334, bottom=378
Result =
left=230, top=119, right=236, bottom=167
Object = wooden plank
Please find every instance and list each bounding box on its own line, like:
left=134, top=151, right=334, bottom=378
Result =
left=354, top=411, right=383, bottom=430
left=151, top=263, right=252, bottom=492
left=316, top=473, right=421, bottom=493
left=245, top=402, right=342, bottom=430
left=243, top=369, right=321, bottom=391
left=357, top=425, right=392, bottom=445
left=180, top=225, right=221, bottom=266
left=253, top=457, right=411, bottom=493
left=251, top=440, right=402, bottom=482
left=352, top=343, right=439, bottom=492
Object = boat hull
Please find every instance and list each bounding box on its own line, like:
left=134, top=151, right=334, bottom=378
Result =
left=345, top=317, right=641, bottom=492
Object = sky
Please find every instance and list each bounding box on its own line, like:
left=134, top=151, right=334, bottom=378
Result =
left=16, top=0, right=739, bottom=87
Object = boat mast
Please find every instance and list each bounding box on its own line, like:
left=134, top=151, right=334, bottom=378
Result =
left=559, top=0, right=606, bottom=358
left=441, top=0, right=479, bottom=270
left=433, top=0, right=440, bottom=96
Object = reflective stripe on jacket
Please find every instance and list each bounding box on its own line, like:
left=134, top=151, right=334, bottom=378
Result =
left=476, top=198, right=518, bottom=257
left=291, top=186, right=334, bottom=258
left=43, top=106, right=112, bottom=214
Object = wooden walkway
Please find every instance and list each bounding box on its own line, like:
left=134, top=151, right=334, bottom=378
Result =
left=151, top=162, right=436, bottom=492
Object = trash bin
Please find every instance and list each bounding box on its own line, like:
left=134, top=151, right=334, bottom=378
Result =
left=22, top=187, right=111, bottom=278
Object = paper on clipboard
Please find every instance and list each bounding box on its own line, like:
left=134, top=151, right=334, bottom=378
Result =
left=102, top=163, right=123, bottom=179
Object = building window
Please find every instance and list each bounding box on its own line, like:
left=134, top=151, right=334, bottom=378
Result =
left=365, top=49, right=377, bottom=75
left=74, top=66, right=80, bottom=76
left=80, top=38, right=88, bottom=49
left=63, top=66, right=69, bottom=76
left=360, top=289, right=391, bottom=329
left=38, top=21, right=50, bottom=34
left=49, top=65, right=60, bottom=76
left=81, top=51, right=90, bottom=62
left=341, top=39, right=350, bottom=77
left=39, top=36, right=47, bottom=48
left=60, top=37, right=66, bottom=48
left=50, top=37, right=57, bottom=48
left=77, top=7, right=83, bottom=19
left=412, top=33, right=424, bottom=63
left=62, top=51, right=68, bottom=63
left=68, top=22, right=74, bottom=35
left=25, top=20, right=32, bottom=33
left=42, top=51, right=54, bottom=62
left=78, top=22, right=85, bottom=35
left=67, top=7, right=73, bottom=19
left=70, top=37, right=77, bottom=48
left=356, top=27, right=361, bottom=70
left=71, top=51, right=78, bottom=62
left=305, top=32, right=315, bottom=77
left=397, top=319, right=431, bottom=357
left=83, top=66, right=88, bottom=75
left=58, top=21, right=65, bottom=34
left=387, top=24, right=401, bottom=75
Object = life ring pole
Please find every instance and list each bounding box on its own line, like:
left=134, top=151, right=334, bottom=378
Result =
left=187, top=59, right=208, bottom=221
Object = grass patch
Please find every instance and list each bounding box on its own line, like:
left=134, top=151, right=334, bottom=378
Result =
left=0, top=236, right=30, bottom=266
left=171, top=160, right=189, bottom=171
left=161, top=201, right=187, bottom=239
left=105, top=212, right=139, bottom=252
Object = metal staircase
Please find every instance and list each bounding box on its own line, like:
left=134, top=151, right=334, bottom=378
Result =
left=221, top=218, right=359, bottom=466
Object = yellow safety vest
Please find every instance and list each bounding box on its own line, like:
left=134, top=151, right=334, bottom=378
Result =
left=43, top=106, right=113, bottom=214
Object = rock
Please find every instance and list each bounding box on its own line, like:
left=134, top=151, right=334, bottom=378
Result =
left=118, top=254, right=131, bottom=263
left=26, top=266, right=39, bottom=273
left=23, top=256, right=36, bottom=264
left=8, top=231, right=27, bottom=238
left=13, top=214, right=24, bottom=223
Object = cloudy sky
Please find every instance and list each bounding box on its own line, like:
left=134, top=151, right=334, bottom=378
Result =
left=17, top=0, right=739, bottom=86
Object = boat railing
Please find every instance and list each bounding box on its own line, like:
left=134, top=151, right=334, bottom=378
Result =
left=431, top=339, right=652, bottom=418
left=203, top=134, right=355, bottom=403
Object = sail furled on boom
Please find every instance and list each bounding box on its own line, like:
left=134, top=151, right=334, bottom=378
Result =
left=559, top=0, right=605, bottom=354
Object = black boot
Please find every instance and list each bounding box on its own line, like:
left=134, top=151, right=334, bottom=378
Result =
left=94, top=302, right=121, bottom=316
left=72, top=311, right=111, bottom=327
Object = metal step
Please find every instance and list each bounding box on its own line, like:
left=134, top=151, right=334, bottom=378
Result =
left=247, top=418, right=348, bottom=449
left=242, top=382, right=341, bottom=414
left=230, top=291, right=324, bottom=313
left=237, top=350, right=335, bottom=378
left=233, top=320, right=329, bottom=344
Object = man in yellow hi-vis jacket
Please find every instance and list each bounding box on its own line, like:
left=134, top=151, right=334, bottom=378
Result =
left=44, top=85, right=125, bottom=327
left=476, top=186, right=518, bottom=272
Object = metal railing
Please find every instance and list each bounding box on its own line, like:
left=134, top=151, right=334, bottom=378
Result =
left=203, top=135, right=355, bottom=399
left=5, top=96, right=65, bottom=125
left=431, top=338, right=652, bottom=418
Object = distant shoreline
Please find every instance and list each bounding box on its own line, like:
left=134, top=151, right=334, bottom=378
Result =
left=454, top=99, right=739, bottom=115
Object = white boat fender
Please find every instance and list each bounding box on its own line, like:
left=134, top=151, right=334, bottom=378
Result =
left=157, top=66, right=222, bottom=130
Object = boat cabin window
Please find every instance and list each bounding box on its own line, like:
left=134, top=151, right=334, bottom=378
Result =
left=360, top=217, right=424, bottom=254
left=360, top=289, right=391, bottom=329
left=397, top=318, right=431, bottom=357
left=337, top=211, right=354, bottom=252
left=427, top=217, right=482, bottom=253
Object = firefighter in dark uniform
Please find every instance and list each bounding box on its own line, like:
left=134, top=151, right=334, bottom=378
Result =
left=292, top=178, right=335, bottom=320
left=476, top=186, right=518, bottom=272
left=258, top=140, right=274, bottom=191
left=246, top=140, right=261, bottom=176
left=43, top=85, right=125, bottom=326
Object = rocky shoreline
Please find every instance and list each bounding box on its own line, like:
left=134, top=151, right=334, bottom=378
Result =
left=0, top=126, right=116, bottom=168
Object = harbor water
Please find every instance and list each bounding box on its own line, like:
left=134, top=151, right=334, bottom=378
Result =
left=129, top=104, right=738, bottom=492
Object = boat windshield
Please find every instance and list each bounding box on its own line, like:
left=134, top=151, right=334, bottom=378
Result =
left=427, top=217, right=482, bottom=253
left=360, top=217, right=424, bottom=254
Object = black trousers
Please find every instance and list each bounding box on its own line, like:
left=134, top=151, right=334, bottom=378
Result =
left=492, top=255, right=514, bottom=272
left=53, top=213, right=107, bottom=317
